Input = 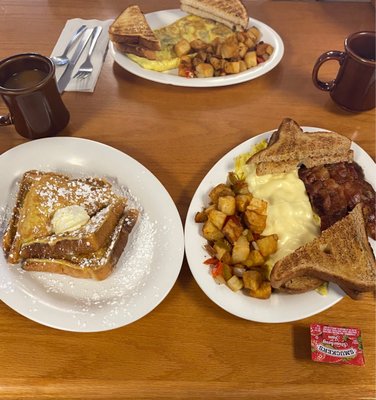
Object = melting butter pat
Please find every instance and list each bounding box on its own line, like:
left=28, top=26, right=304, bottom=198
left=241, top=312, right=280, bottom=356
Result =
left=52, top=205, right=90, bottom=234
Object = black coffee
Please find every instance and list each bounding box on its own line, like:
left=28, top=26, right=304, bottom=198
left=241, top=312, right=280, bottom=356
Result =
left=3, top=68, right=48, bottom=89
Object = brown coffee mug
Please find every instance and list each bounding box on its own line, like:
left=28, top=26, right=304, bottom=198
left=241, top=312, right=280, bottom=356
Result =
left=312, top=31, right=375, bottom=112
left=0, top=53, right=70, bottom=139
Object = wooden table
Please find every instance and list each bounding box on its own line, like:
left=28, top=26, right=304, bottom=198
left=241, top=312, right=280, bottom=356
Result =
left=0, top=1, right=375, bottom=399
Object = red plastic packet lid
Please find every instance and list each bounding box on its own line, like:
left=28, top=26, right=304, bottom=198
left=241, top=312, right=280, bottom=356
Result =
left=310, top=323, right=365, bottom=366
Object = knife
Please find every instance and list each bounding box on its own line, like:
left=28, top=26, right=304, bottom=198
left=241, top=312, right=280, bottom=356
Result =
left=57, top=27, right=94, bottom=93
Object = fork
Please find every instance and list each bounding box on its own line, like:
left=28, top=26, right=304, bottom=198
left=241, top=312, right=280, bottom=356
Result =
left=73, top=26, right=103, bottom=79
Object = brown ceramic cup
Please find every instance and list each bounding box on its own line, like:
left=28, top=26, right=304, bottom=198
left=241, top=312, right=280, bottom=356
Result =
left=0, top=53, right=70, bottom=139
left=312, top=31, right=375, bottom=112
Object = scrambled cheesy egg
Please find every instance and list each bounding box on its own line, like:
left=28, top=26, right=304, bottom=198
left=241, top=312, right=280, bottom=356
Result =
left=127, top=15, right=233, bottom=71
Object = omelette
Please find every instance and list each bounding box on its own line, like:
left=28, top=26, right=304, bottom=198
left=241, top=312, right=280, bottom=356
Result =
left=127, top=15, right=233, bottom=71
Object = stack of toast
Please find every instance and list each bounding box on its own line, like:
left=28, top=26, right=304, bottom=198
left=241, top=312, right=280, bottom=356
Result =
left=2, top=170, right=138, bottom=280
left=109, top=5, right=161, bottom=60
left=247, top=118, right=376, bottom=298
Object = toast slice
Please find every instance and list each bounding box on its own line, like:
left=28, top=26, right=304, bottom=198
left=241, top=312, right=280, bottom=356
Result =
left=180, top=0, right=248, bottom=31
left=109, top=5, right=161, bottom=51
left=270, top=204, right=376, bottom=298
left=279, top=276, right=325, bottom=294
left=247, top=118, right=354, bottom=175
left=3, top=171, right=124, bottom=264
left=22, top=209, right=139, bottom=280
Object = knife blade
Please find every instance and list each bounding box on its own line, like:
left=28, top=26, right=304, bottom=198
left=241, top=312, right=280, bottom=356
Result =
left=57, top=27, right=94, bottom=93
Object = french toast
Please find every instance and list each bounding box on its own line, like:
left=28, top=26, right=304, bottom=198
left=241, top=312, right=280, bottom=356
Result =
left=2, top=170, right=138, bottom=281
left=4, top=170, right=124, bottom=264
left=22, top=209, right=139, bottom=280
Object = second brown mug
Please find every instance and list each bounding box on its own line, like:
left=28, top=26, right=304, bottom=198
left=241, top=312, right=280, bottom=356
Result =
left=312, top=31, right=376, bottom=112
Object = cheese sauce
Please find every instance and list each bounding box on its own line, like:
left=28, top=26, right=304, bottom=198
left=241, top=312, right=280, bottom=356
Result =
left=245, top=164, right=320, bottom=271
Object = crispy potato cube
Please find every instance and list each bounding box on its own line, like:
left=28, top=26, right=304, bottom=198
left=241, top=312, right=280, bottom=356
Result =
left=256, top=42, right=271, bottom=56
left=226, top=275, right=243, bottom=292
left=218, top=195, right=236, bottom=215
left=224, top=61, right=240, bottom=74
left=222, top=263, right=233, bottom=281
left=247, top=26, right=260, bottom=41
left=209, top=184, right=234, bottom=205
left=221, top=43, right=239, bottom=59
left=238, top=42, right=248, bottom=58
left=190, top=39, right=207, bottom=51
left=195, top=63, right=214, bottom=78
left=174, top=39, right=191, bottom=57
left=194, top=210, right=208, bottom=223
left=231, top=235, right=250, bottom=264
left=244, top=51, right=257, bottom=68
left=243, top=249, right=264, bottom=267
left=244, top=37, right=256, bottom=49
left=256, top=234, right=278, bottom=257
left=243, top=270, right=263, bottom=291
left=213, top=239, right=231, bottom=261
left=239, top=60, right=247, bottom=72
left=209, top=56, right=222, bottom=70
left=231, top=180, right=250, bottom=195
left=202, top=220, right=224, bottom=241
left=249, top=281, right=272, bottom=299
left=248, top=197, right=268, bottom=215
left=222, top=217, right=243, bottom=244
left=243, top=209, right=267, bottom=233
left=235, top=194, right=252, bottom=212
left=208, top=209, right=227, bottom=230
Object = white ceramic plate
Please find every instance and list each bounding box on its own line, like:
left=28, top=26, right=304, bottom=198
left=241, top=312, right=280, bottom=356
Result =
left=0, top=138, right=184, bottom=332
left=109, top=9, right=284, bottom=87
left=185, top=127, right=376, bottom=323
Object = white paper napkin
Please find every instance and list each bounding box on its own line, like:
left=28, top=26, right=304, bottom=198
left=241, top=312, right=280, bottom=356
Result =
left=51, top=18, right=112, bottom=92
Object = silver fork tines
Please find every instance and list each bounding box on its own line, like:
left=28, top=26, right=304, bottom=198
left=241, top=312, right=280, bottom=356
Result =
left=73, top=25, right=103, bottom=79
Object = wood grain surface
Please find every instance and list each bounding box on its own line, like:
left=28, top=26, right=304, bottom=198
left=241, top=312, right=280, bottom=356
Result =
left=0, top=1, right=375, bottom=399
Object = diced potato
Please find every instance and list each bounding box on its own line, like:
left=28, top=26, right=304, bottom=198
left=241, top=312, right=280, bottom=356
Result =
left=231, top=235, right=250, bottom=264
left=190, top=39, right=207, bottom=51
left=209, top=184, right=234, bottom=205
left=249, top=281, right=272, bottom=299
left=243, top=209, right=267, bottom=233
left=218, top=195, right=236, bottom=215
left=224, top=61, right=240, bottom=74
left=221, top=43, right=239, bottom=59
left=244, top=37, right=256, bottom=49
left=239, top=60, right=247, bottom=72
left=243, top=249, right=264, bottom=267
left=194, top=210, right=208, bottom=223
left=247, top=26, right=260, bottom=41
left=244, top=51, right=257, bottom=68
left=248, top=197, right=268, bottom=215
left=208, top=209, right=227, bottom=230
left=202, top=220, right=224, bottom=241
left=256, top=234, right=278, bottom=257
left=235, top=194, right=253, bottom=212
left=174, top=39, right=191, bottom=57
left=226, top=275, right=243, bottom=292
left=231, top=179, right=250, bottom=195
left=213, top=239, right=231, bottom=260
left=209, top=56, right=222, bottom=70
left=243, top=270, right=263, bottom=291
left=222, top=263, right=233, bottom=281
left=222, top=217, right=243, bottom=244
left=256, top=42, right=273, bottom=56
left=238, top=42, right=248, bottom=58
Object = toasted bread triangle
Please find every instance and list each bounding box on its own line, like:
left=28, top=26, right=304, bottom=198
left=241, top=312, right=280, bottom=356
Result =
left=270, top=204, right=376, bottom=297
left=109, top=5, right=161, bottom=51
left=180, top=0, right=248, bottom=31
left=247, top=118, right=354, bottom=175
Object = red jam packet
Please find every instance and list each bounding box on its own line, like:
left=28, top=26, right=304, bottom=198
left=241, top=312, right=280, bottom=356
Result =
left=310, top=323, right=365, bottom=366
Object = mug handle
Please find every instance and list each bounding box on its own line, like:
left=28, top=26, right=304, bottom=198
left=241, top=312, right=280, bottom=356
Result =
left=0, top=113, right=13, bottom=126
left=312, top=50, right=345, bottom=91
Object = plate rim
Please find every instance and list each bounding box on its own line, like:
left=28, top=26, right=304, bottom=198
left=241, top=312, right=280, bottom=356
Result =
left=0, top=137, right=185, bottom=332
left=184, top=127, right=376, bottom=323
left=109, top=8, right=285, bottom=87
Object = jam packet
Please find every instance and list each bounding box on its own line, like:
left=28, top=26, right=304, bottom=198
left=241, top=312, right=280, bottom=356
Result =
left=310, top=323, right=365, bottom=366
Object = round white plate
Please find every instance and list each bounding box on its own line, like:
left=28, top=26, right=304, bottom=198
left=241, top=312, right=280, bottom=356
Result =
left=185, top=127, right=376, bottom=323
left=109, top=9, right=284, bottom=87
left=0, top=138, right=184, bottom=332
